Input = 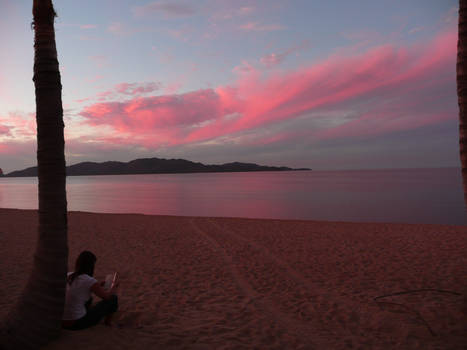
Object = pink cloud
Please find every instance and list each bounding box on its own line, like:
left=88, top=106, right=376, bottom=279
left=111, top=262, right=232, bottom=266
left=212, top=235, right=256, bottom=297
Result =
left=79, top=28, right=457, bottom=150
left=0, top=143, right=16, bottom=155
left=75, top=97, right=91, bottom=104
left=0, top=125, right=11, bottom=136
left=0, top=112, right=36, bottom=139
left=239, top=22, right=285, bottom=32
left=81, top=89, right=226, bottom=146
left=0, top=145, right=9, bottom=154
left=96, top=90, right=115, bottom=101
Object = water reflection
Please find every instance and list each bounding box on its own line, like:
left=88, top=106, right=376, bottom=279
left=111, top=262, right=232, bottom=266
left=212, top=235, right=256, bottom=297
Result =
left=0, top=177, right=38, bottom=209
left=0, top=168, right=466, bottom=225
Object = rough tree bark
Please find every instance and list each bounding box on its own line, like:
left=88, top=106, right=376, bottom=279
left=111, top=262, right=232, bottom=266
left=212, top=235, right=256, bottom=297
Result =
left=456, top=0, right=467, bottom=198
left=0, top=0, right=68, bottom=348
left=459, top=1, right=467, bottom=201
left=458, top=0, right=467, bottom=320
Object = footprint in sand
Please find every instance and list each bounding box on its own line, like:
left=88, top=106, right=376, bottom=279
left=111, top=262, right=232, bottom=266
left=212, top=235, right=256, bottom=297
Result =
left=116, top=311, right=144, bottom=329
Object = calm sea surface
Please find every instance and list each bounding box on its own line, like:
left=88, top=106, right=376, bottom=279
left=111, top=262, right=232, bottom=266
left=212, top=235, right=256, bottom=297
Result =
left=0, top=168, right=466, bottom=225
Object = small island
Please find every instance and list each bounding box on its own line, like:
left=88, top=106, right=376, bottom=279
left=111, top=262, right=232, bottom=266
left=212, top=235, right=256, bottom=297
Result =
left=4, top=157, right=311, bottom=177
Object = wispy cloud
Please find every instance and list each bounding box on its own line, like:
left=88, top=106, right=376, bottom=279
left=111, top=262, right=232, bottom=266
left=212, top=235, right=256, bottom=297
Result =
left=78, top=35, right=100, bottom=41
left=238, top=7, right=255, bottom=16
left=133, top=1, right=196, bottom=17
left=341, top=29, right=381, bottom=42
left=78, top=29, right=456, bottom=151
left=210, top=6, right=255, bottom=21
left=408, top=26, right=424, bottom=34
left=232, top=60, right=255, bottom=74
left=84, top=74, right=105, bottom=84
left=77, top=82, right=162, bottom=103
left=239, top=22, right=285, bottom=32
left=442, top=6, right=459, bottom=24
left=56, top=22, right=97, bottom=30
left=107, top=22, right=133, bottom=36
left=115, top=82, right=161, bottom=95
left=80, top=24, right=97, bottom=30
left=260, top=40, right=311, bottom=68
left=88, top=55, right=109, bottom=69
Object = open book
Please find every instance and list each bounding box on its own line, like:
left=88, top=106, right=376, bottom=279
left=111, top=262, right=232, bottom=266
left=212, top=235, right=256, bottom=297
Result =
left=104, top=272, right=118, bottom=290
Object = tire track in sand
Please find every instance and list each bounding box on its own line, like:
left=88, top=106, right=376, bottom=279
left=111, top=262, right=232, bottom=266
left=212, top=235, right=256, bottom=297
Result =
left=206, top=218, right=332, bottom=297
left=202, top=219, right=341, bottom=326
left=203, top=219, right=354, bottom=337
left=190, top=218, right=332, bottom=348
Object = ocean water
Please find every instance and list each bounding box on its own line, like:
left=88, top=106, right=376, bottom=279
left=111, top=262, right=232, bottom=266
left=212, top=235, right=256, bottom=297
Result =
left=0, top=168, right=466, bottom=225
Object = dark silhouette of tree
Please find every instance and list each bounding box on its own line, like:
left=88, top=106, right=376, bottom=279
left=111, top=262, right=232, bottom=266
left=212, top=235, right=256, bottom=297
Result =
left=458, top=0, right=467, bottom=320
left=1, top=0, right=68, bottom=348
left=459, top=2, right=467, bottom=199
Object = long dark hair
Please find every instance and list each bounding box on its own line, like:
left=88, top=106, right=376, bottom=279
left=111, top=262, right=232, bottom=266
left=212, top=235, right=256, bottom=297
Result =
left=67, top=250, right=97, bottom=285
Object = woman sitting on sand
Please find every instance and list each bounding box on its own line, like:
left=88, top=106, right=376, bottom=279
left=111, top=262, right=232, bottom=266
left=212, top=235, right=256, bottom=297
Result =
left=62, top=251, right=119, bottom=330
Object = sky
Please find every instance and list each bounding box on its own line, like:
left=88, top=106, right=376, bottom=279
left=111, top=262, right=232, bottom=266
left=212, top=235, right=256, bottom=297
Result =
left=0, top=0, right=461, bottom=173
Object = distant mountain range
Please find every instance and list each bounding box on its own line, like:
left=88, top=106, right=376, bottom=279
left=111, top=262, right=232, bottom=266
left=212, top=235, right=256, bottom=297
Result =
left=2, top=157, right=310, bottom=177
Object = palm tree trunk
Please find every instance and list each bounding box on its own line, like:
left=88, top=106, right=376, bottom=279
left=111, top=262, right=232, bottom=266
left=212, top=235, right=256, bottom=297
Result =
left=458, top=0, right=467, bottom=320
left=1, top=0, right=68, bottom=348
left=459, top=0, right=467, bottom=202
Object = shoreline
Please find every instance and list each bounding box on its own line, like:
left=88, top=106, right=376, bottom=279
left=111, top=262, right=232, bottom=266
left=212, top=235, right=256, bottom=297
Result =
left=1, top=208, right=466, bottom=349
left=0, top=207, right=466, bottom=227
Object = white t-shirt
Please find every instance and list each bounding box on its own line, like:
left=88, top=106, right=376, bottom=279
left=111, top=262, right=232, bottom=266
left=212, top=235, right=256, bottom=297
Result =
left=62, top=272, right=98, bottom=320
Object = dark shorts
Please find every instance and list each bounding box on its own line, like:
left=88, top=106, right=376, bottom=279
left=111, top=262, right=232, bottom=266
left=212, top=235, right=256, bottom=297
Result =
left=64, top=295, right=118, bottom=330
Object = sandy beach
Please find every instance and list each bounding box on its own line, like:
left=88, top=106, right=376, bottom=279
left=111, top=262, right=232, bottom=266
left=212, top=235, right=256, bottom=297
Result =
left=0, top=208, right=466, bottom=349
